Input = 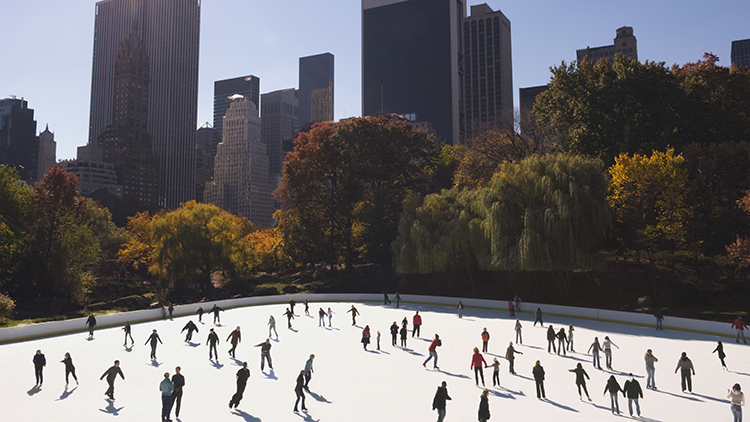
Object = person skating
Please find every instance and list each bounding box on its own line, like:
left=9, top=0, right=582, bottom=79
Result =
left=423, top=334, right=442, bottom=369
left=181, top=320, right=199, bottom=342
left=728, top=383, right=745, bottom=422
left=122, top=321, right=134, bottom=346
left=515, top=319, right=523, bottom=344
left=644, top=349, right=658, bottom=390
left=283, top=308, right=294, bottom=329
left=196, top=305, right=204, bottom=323
left=304, top=299, right=310, bottom=317
left=159, top=371, right=174, bottom=422
left=168, top=303, right=174, bottom=319
left=675, top=351, right=695, bottom=393
left=346, top=305, right=360, bottom=326
left=390, top=321, right=399, bottom=347
left=567, top=325, right=575, bottom=352
left=604, top=375, right=622, bottom=415
left=207, top=328, right=220, bottom=360
left=377, top=331, right=381, bottom=350
left=401, top=316, right=408, bottom=331
left=533, top=360, right=546, bottom=399
left=86, top=313, right=97, bottom=338
left=294, top=370, right=307, bottom=412
left=145, top=329, right=163, bottom=360
left=556, top=327, right=567, bottom=356
left=289, top=298, right=296, bottom=315
left=395, top=292, right=401, bottom=308
left=413, top=311, right=422, bottom=337
left=478, top=389, right=490, bottom=422
left=569, top=362, right=592, bottom=401
left=654, top=308, right=664, bottom=330
left=534, top=307, right=543, bottom=327
left=327, top=307, right=335, bottom=327
left=228, top=362, right=250, bottom=409
left=432, top=381, right=451, bottom=422
left=508, top=300, right=515, bottom=317
left=254, top=339, right=273, bottom=370
left=481, top=328, right=490, bottom=353
left=490, top=358, right=501, bottom=386
left=546, top=325, right=556, bottom=354
left=514, top=295, right=522, bottom=312
left=603, top=336, right=619, bottom=369
left=61, top=352, right=78, bottom=386
left=210, top=304, right=224, bottom=325
left=383, top=291, right=391, bottom=305
left=588, top=337, right=603, bottom=369
left=506, top=342, right=522, bottom=375
left=304, top=354, right=314, bottom=390
left=457, top=301, right=464, bottom=318
left=471, top=347, right=487, bottom=387
left=713, top=341, right=728, bottom=370
left=399, top=325, right=408, bottom=348
left=227, top=326, right=241, bottom=358
left=33, top=350, right=46, bottom=386
left=171, top=366, right=185, bottom=419
left=100, top=360, right=124, bottom=400
left=318, top=308, right=327, bottom=327
left=732, top=316, right=748, bottom=344
left=622, top=372, right=643, bottom=417
left=268, top=315, right=278, bottom=339
left=361, top=325, right=371, bottom=350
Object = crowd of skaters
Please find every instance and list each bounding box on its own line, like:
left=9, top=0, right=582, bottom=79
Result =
left=24, top=296, right=749, bottom=421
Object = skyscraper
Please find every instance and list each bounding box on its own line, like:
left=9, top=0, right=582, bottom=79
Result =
left=261, top=88, right=298, bottom=184
left=88, top=0, right=200, bottom=208
left=576, top=26, right=637, bottom=63
left=213, top=75, right=260, bottom=151
left=462, top=3, right=513, bottom=140
left=299, top=53, right=334, bottom=124
left=37, top=125, right=57, bottom=181
left=732, top=38, right=750, bottom=68
left=0, top=97, right=39, bottom=183
left=362, top=0, right=466, bottom=144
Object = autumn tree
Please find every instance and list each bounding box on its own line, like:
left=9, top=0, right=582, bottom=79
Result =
left=720, top=191, right=750, bottom=273
left=0, top=166, right=29, bottom=291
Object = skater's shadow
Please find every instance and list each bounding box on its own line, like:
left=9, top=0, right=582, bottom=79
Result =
left=652, top=389, right=702, bottom=402
left=637, top=417, right=663, bottom=422
left=308, top=390, right=332, bottom=403
left=691, top=392, right=727, bottom=403
left=86, top=336, right=95, bottom=341
left=271, top=337, right=280, bottom=342
left=295, top=411, right=320, bottom=422
left=27, top=385, right=42, bottom=396
left=404, top=349, right=424, bottom=357
left=585, top=401, right=610, bottom=412
left=289, top=328, right=299, bottom=333
left=99, top=400, right=124, bottom=415
left=376, top=350, right=391, bottom=355
left=559, top=355, right=587, bottom=363
left=437, top=370, right=470, bottom=379
left=210, top=360, right=224, bottom=369
left=262, top=370, right=278, bottom=380
left=523, top=345, right=543, bottom=350
left=124, top=346, right=133, bottom=353
left=231, top=358, right=243, bottom=366
left=543, top=398, right=579, bottom=412
left=732, top=371, right=750, bottom=377
left=324, top=327, right=340, bottom=331
left=486, top=352, right=503, bottom=358
left=460, top=318, right=476, bottom=321
left=232, top=409, right=261, bottom=421
left=514, top=374, right=534, bottom=381
left=149, top=360, right=162, bottom=367
left=602, top=368, right=629, bottom=376
left=186, top=341, right=201, bottom=347
left=56, top=386, right=77, bottom=400
left=353, top=324, right=361, bottom=329
left=487, top=389, right=515, bottom=399
left=215, top=323, right=223, bottom=327
left=499, top=386, right=524, bottom=396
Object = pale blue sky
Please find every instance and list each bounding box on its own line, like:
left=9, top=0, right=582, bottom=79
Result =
left=1, top=0, right=748, bottom=160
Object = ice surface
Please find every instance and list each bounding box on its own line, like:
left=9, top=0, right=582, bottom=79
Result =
left=0, top=301, right=746, bottom=421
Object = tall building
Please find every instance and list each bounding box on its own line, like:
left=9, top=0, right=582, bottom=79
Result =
left=462, top=3, right=513, bottom=140
left=205, top=95, right=273, bottom=228
left=97, top=26, right=160, bottom=207
left=261, top=88, right=299, bottom=185
left=0, top=97, right=39, bottom=183
left=195, top=122, right=214, bottom=203
left=732, top=38, right=750, bottom=68
left=362, top=0, right=465, bottom=144
left=88, top=0, right=200, bottom=208
left=299, top=53, right=334, bottom=124
left=519, top=85, right=549, bottom=112
left=576, top=26, right=637, bottom=63
left=37, top=125, right=57, bottom=181
left=213, top=75, right=260, bottom=151
left=63, top=145, right=122, bottom=198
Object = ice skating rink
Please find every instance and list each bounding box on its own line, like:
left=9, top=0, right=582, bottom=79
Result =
left=0, top=300, right=746, bottom=421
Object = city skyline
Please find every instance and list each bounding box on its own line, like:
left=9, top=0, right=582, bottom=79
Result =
left=1, top=0, right=748, bottom=160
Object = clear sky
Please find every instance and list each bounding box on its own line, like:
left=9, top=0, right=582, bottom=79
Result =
left=1, top=0, right=748, bottom=160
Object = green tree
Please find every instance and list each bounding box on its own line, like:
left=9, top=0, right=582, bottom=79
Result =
left=0, top=166, right=30, bottom=291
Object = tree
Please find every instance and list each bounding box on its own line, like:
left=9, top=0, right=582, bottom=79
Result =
left=247, top=225, right=290, bottom=272
left=719, top=191, right=750, bottom=275
left=0, top=166, right=30, bottom=290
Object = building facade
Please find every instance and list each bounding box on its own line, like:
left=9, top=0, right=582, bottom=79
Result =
left=88, top=0, right=200, bottom=208
left=362, top=0, right=465, bottom=144
left=0, top=97, right=39, bottom=183
left=213, top=75, right=260, bottom=153
left=576, top=26, right=637, bottom=63
left=299, top=53, right=334, bottom=124
left=261, top=88, right=299, bottom=186
left=37, top=125, right=57, bottom=181
left=62, top=145, right=123, bottom=198
left=519, top=85, right=549, bottom=112
left=732, top=38, right=750, bottom=68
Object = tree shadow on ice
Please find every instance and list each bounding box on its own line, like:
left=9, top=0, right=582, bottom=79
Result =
left=99, top=400, right=124, bottom=415
left=232, top=409, right=261, bottom=421
left=308, top=390, right=332, bottom=403
left=57, top=385, right=77, bottom=400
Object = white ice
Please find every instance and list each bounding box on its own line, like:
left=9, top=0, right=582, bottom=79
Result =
left=0, top=300, right=746, bottom=421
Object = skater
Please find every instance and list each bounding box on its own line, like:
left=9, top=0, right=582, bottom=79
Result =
left=732, top=316, right=748, bottom=344
left=227, top=326, right=241, bottom=358
left=432, top=381, right=451, bottom=422
left=383, top=291, right=391, bottom=305
left=567, top=324, right=575, bottom=352
left=318, top=308, right=327, bottom=327
left=395, top=292, right=401, bottom=308
left=471, top=347, right=487, bottom=386
left=196, top=305, right=204, bottom=322
left=604, top=375, right=622, bottom=415
left=603, top=336, right=619, bottom=369
left=546, top=325, right=556, bottom=354
left=228, top=362, right=250, bottom=409
left=399, top=324, right=407, bottom=348
left=390, top=321, right=399, bottom=347
left=728, top=383, right=745, bottom=422
left=569, top=362, right=592, bottom=401
left=159, top=372, right=174, bottom=422
left=86, top=313, right=97, bottom=337
left=654, top=308, right=664, bottom=330
left=533, top=360, right=546, bottom=399
left=401, top=316, right=409, bottom=330
left=61, top=352, right=78, bottom=386
left=481, top=328, right=490, bottom=353
left=413, top=311, right=422, bottom=337
left=171, top=366, right=185, bottom=418
left=515, top=319, right=523, bottom=344
left=644, top=349, right=658, bottom=390
left=122, top=321, right=134, bottom=346
left=506, top=342, right=522, bottom=375
left=478, top=389, right=491, bottom=422
left=514, top=295, right=522, bottom=312
left=588, top=337, right=602, bottom=370
left=283, top=308, right=294, bottom=329
left=377, top=330, right=382, bottom=350
left=556, top=327, right=567, bottom=356
left=490, top=358, right=501, bottom=386
left=304, top=299, right=309, bottom=317
left=268, top=315, right=278, bottom=339
left=33, top=350, right=46, bottom=386
left=457, top=300, right=464, bottom=318
left=210, top=304, right=224, bottom=325
left=161, top=305, right=167, bottom=320
left=100, top=360, right=124, bottom=400
left=713, top=341, right=728, bottom=370
left=623, top=373, right=643, bottom=417
left=289, top=298, right=296, bottom=314
left=675, top=351, right=695, bottom=393
left=254, top=339, right=273, bottom=370
left=145, top=329, right=163, bottom=360
left=304, top=354, right=314, bottom=389
left=508, top=300, right=515, bottom=317
left=207, top=328, right=220, bottom=360
left=181, top=320, right=199, bottom=342
left=346, top=305, right=360, bottom=325
left=294, top=370, right=307, bottom=412
left=534, top=307, right=543, bottom=327
left=168, top=303, right=174, bottom=319
left=362, top=325, right=371, bottom=350
left=423, top=334, right=442, bottom=369
left=327, top=307, right=335, bottom=327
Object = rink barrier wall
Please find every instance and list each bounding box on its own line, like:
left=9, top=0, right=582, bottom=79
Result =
left=0, top=293, right=739, bottom=344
